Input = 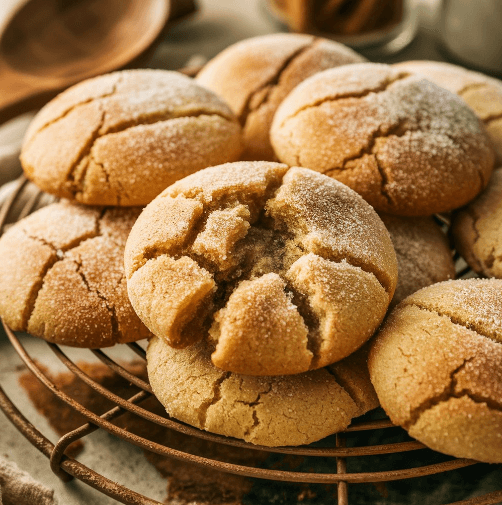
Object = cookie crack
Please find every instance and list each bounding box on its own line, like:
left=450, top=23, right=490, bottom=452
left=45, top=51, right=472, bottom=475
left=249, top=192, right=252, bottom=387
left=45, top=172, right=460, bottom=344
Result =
left=314, top=251, right=390, bottom=294
left=403, top=302, right=502, bottom=345
left=22, top=211, right=104, bottom=330
left=239, top=41, right=316, bottom=125
left=24, top=76, right=123, bottom=150
left=405, top=357, right=475, bottom=429
left=284, top=283, right=320, bottom=364
left=237, top=381, right=274, bottom=407
left=66, top=111, right=232, bottom=198
left=279, top=71, right=411, bottom=127
left=198, top=372, right=231, bottom=429
left=245, top=410, right=260, bottom=438
left=405, top=357, right=502, bottom=429
left=72, top=258, right=120, bottom=341
left=325, top=366, right=361, bottom=409
left=374, top=153, right=393, bottom=206
left=323, top=119, right=414, bottom=207
left=66, top=108, right=106, bottom=197
left=457, top=82, right=487, bottom=97
left=483, top=111, right=502, bottom=124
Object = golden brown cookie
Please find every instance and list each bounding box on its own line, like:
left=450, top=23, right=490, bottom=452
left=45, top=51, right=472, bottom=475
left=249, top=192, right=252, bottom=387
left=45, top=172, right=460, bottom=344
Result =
left=0, top=201, right=151, bottom=347
left=369, top=279, right=502, bottom=463
left=270, top=63, right=495, bottom=216
left=147, top=336, right=379, bottom=447
left=452, top=168, right=502, bottom=278
left=125, top=161, right=397, bottom=376
left=21, top=70, right=243, bottom=206
left=196, top=33, right=365, bottom=161
left=379, top=213, right=455, bottom=308
left=394, top=60, right=502, bottom=164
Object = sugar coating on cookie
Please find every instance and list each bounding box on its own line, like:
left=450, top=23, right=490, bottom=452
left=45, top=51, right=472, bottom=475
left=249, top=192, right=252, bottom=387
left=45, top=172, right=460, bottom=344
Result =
left=147, top=336, right=379, bottom=447
left=271, top=63, right=495, bottom=216
left=452, top=168, right=502, bottom=278
left=196, top=33, right=365, bottom=161
left=369, top=279, right=502, bottom=463
left=21, top=70, right=243, bottom=206
left=125, top=161, right=397, bottom=376
left=394, top=60, right=502, bottom=164
left=0, top=201, right=151, bottom=347
left=380, top=213, right=455, bottom=308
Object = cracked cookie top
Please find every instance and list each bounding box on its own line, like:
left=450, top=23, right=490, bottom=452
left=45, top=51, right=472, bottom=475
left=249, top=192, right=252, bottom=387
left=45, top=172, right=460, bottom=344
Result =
left=147, top=336, right=379, bottom=447
left=20, top=70, right=243, bottom=206
left=270, top=63, right=495, bottom=216
left=0, top=201, right=151, bottom=347
left=369, top=278, right=502, bottom=463
left=394, top=60, right=502, bottom=165
left=125, top=161, right=398, bottom=376
left=452, top=168, right=502, bottom=278
left=196, top=33, right=365, bottom=161
left=380, top=213, right=455, bottom=308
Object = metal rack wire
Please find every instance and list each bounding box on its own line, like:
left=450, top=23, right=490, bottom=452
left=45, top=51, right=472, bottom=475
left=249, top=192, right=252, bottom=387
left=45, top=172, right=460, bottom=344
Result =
left=0, top=176, right=501, bottom=505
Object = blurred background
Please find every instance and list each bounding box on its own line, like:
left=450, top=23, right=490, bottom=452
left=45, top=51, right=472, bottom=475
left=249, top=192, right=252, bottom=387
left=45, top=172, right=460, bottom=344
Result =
left=3, top=0, right=501, bottom=188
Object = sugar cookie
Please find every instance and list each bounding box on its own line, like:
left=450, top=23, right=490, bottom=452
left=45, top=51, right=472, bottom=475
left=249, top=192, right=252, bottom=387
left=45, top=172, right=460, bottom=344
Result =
left=21, top=70, right=243, bottom=206
left=369, top=279, right=502, bottom=464
left=125, top=161, right=397, bottom=375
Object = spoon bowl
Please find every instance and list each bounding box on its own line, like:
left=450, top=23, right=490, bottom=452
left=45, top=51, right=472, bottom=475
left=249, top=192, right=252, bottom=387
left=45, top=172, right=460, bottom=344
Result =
left=0, top=0, right=172, bottom=124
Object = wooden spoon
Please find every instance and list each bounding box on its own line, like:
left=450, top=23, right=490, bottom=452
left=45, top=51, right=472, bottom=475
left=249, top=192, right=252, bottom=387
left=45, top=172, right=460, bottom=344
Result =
left=0, top=0, right=194, bottom=125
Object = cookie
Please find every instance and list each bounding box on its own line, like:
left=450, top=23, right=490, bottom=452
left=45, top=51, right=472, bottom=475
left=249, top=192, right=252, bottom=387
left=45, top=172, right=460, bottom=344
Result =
left=125, top=161, right=397, bottom=376
left=0, top=201, right=151, bottom=347
left=20, top=70, right=243, bottom=206
left=196, top=33, right=365, bottom=161
left=394, top=60, right=502, bottom=164
left=451, top=168, right=502, bottom=279
left=369, top=279, right=502, bottom=463
left=270, top=63, right=495, bottom=216
left=147, top=336, right=379, bottom=447
left=380, top=213, right=455, bottom=308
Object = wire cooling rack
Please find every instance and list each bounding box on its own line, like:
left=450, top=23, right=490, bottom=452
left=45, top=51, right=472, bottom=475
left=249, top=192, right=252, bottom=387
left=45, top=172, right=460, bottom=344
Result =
left=0, top=176, right=501, bottom=505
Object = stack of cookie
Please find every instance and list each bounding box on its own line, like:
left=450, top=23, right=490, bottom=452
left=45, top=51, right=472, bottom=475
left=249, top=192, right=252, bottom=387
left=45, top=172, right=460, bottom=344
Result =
left=0, top=70, right=243, bottom=347
left=0, top=33, right=501, bottom=464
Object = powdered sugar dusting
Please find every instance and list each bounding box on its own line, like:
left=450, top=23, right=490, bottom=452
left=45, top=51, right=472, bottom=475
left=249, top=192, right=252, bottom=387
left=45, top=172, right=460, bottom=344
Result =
left=271, top=63, right=494, bottom=215
left=404, top=278, right=502, bottom=343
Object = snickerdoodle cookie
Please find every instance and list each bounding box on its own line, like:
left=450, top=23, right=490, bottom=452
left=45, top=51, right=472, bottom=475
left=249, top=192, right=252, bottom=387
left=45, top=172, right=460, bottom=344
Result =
left=394, top=60, right=502, bottom=164
left=380, top=213, right=455, bottom=308
left=452, top=168, right=502, bottom=278
left=125, top=161, right=397, bottom=376
left=21, top=70, right=242, bottom=206
left=196, top=33, right=365, bottom=161
left=0, top=201, right=151, bottom=347
left=270, top=63, right=495, bottom=216
left=369, top=279, right=502, bottom=463
left=147, top=336, right=379, bottom=447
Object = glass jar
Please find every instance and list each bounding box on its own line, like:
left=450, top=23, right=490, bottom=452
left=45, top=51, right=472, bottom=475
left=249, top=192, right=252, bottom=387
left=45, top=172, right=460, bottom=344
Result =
left=439, top=0, right=502, bottom=76
left=266, top=0, right=418, bottom=57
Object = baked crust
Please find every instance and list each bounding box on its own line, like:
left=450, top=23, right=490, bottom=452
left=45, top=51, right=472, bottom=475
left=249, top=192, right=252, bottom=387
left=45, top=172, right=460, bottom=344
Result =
left=379, top=213, right=455, bottom=308
left=271, top=63, right=495, bottom=216
left=0, top=201, right=151, bottom=347
left=452, top=168, right=502, bottom=278
left=147, top=336, right=379, bottom=447
left=196, top=33, right=365, bottom=161
left=125, top=161, right=397, bottom=376
left=394, top=60, right=502, bottom=164
left=369, top=279, right=502, bottom=463
left=21, top=70, right=243, bottom=206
